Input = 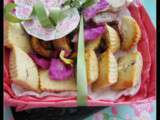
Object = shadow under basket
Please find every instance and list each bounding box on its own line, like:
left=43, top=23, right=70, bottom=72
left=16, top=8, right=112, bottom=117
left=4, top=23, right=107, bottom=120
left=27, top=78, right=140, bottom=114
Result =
left=11, top=107, right=106, bottom=120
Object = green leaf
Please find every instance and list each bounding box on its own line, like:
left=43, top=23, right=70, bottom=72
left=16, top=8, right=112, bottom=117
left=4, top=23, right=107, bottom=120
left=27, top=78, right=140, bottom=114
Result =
left=71, top=0, right=81, bottom=8
left=63, top=0, right=72, bottom=6
left=63, top=0, right=95, bottom=9
left=49, top=7, right=66, bottom=26
left=81, top=0, right=96, bottom=8
left=103, top=113, right=109, bottom=120
left=34, top=0, right=53, bottom=28
left=79, top=0, right=88, bottom=5
left=4, top=3, right=31, bottom=23
left=76, top=15, right=88, bottom=106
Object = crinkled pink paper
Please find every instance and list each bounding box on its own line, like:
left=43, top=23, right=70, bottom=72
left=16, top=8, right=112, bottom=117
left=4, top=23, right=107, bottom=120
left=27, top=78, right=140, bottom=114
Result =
left=4, top=0, right=156, bottom=111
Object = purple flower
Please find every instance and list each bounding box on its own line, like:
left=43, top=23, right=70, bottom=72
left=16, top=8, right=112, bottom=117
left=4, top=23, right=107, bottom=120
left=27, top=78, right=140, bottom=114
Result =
left=84, top=25, right=105, bottom=41
left=72, top=25, right=105, bottom=42
left=30, top=53, right=50, bottom=69
left=49, top=59, right=73, bottom=80
left=83, top=0, right=109, bottom=21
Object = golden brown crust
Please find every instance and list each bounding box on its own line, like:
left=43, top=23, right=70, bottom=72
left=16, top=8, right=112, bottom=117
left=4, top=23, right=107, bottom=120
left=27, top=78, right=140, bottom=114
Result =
left=85, top=49, right=99, bottom=85
left=52, top=37, right=71, bottom=51
left=120, top=16, right=141, bottom=51
left=31, top=37, right=52, bottom=58
left=111, top=51, right=143, bottom=90
left=111, top=80, right=133, bottom=90
left=85, top=37, right=101, bottom=50
left=104, top=24, right=121, bottom=53
left=92, top=49, right=118, bottom=91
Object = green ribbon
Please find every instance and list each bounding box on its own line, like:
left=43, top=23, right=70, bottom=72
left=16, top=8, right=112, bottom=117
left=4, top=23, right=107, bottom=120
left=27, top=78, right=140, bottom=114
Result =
left=76, top=15, right=88, bottom=106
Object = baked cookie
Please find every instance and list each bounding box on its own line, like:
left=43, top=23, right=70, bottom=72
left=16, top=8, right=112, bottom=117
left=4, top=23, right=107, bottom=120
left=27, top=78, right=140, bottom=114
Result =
left=107, top=0, right=126, bottom=12
left=4, top=21, right=32, bottom=53
left=120, top=16, right=141, bottom=51
left=52, top=37, right=71, bottom=51
left=104, top=24, right=120, bottom=53
left=92, top=49, right=118, bottom=91
left=93, top=12, right=117, bottom=24
left=31, top=37, right=52, bottom=58
left=85, top=49, right=99, bottom=85
left=9, top=46, right=39, bottom=92
left=40, top=70, right=76, bottom=91
left=85, top=37, right=101, bottom=50
left=111, top=51, right=143, bottom=90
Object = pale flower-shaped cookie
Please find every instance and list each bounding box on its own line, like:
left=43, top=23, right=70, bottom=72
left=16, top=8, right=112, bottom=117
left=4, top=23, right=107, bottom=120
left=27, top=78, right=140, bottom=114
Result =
left=13, top=0, right=80, bottom=41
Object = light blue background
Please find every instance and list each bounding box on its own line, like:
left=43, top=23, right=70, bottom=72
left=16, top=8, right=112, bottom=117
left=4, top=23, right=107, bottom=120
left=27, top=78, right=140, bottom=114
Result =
left=84, top=101, right=156, bottom=120
left=142, top=0, right=156, bottom=27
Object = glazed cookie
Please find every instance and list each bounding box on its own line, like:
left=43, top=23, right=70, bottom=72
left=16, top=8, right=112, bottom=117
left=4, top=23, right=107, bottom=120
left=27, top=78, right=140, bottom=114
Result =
left=31, top=37, right=53, bottom=58
left=52, top=37, right=71, bottom=51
